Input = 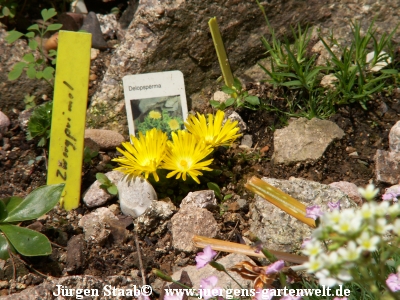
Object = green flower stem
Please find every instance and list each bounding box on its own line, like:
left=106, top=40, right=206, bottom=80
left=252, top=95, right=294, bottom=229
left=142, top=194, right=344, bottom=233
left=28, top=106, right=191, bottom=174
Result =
left=222, top=270, right=244, bottom=289
left=208, top=17, right=234, bottom=89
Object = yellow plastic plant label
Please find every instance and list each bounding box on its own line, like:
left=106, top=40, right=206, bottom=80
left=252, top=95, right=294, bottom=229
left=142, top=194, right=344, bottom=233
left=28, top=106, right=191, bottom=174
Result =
left=47, top=31, right=91, bottom=211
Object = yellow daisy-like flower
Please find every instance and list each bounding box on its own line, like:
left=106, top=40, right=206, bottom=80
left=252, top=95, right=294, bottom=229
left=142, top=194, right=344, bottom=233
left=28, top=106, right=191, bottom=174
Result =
left=148, top=110, right=161, bottom=119
left=112, top=128, right=167, bottom=181
left=168, top=119, right=180, bottom=131
left=162, top=130, right=213, bottom=184
left=184, top=110, right=241, bottom=147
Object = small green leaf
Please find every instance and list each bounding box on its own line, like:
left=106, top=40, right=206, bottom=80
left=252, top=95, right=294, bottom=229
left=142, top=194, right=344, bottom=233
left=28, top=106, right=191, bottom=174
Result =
left=107, top=185, right=118, bottom=195
left=225, top=97, right=236, bottom=106
left=96, top=173, right=108, bottom=184
left=0, top=234, right=10, bottom=260
left=2, top=7, right=10, bottom=17
left=5, top=30, right=24, bottom=44
left=42, top=66, right=55, bottom=80
left=27, top=24, right=40, bottom=31
left=8, top=62, right=27, bottom=81
left=4, top=184, right=64, bottom=222
left=207, top=182, right=221, bottom=199
left=46, top=23, right=63, bottom=32
left=233, top=78, right=242, bottom=91
left=26, top=65, right=37, bottom=79
left=223, top=194, right=233, bottom=200
left=210, top=100, right=221, bottom=108
left=24, top=32, right=35, bottom=38
left=35, top=71, right=43, bottom=79
left=0, top=224, right=52, bottom=256
left=41, top=8, right=57, bottom=22
left=221, top=86, right=236, bottom=95
left=245, top=95, right=260, bottom=105
left=23, top=53, right=35, bottom=63
left=28, top=39, right=38, bottom=51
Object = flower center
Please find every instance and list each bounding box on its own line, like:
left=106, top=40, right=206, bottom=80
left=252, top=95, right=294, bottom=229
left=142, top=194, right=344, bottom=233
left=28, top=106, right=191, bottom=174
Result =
left=180, top=159, right=188, bottom=168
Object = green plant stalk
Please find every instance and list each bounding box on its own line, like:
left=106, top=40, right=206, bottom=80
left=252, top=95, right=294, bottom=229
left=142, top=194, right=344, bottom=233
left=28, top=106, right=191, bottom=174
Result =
left=208, top=17, right=234, bottom=89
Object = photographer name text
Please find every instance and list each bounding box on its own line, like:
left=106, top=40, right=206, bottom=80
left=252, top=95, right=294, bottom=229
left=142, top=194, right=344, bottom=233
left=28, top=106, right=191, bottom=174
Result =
left=53, top=284, right=152, bottom=299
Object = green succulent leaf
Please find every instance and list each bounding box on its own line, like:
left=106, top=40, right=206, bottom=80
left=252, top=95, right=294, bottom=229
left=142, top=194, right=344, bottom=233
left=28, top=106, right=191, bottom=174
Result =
left=0, top=224, right=52, bottom=256
left=5, top=30, right=24, bottom=44
left=207, top=182, right=221, bottom=199
left=107, top=185, right=118, bottom=195
left=210, top=100, right=221, bottom=108
left=3, top=196, right=23, bottom=214
left=0, top=234, right=10, bottom=260
left=233, top=78, right=243, bottom=92
left=96, top=173, right=109, bottom=184
left=3, top=184, right=64, bottom=223
left=41, top=8, right=57, bottom=22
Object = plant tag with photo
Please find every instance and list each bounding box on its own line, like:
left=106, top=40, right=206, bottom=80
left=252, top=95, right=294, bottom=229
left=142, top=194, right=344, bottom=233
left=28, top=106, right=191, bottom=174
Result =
left=122, top=71, right=188, bottom=138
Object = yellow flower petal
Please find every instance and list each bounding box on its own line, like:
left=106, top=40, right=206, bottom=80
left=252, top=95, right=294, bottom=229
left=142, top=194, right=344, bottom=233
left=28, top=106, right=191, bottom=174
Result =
left=184, top=110, right=241, bottom=147
left=112, top=128, right=167, bottom=181
left=162, top=130, right=213, bottom=184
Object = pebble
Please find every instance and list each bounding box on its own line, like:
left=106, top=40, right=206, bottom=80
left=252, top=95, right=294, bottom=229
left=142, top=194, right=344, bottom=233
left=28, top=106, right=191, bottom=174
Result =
left=80, top=12, right=108, bottom=50
left=0, top=111, right=10, bottom=132
left=90, top=48, right=100, bottom=60
left=180, top=190, right=217, bottom=210
left=84, top=129, right=125, bottom=150
left=240, top=134, right=253, bottom=148
left=117, top=176, right=157, bottom=218
left=171, top=205, right=218, bottom=252
left=389, top=121, right=400, bottom=153
left=82, top=170, right=124, bottom=208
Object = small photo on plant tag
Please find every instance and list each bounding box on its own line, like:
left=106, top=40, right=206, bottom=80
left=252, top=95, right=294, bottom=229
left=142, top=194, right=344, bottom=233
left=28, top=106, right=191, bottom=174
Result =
left=122, top=71, right=188, bottom=138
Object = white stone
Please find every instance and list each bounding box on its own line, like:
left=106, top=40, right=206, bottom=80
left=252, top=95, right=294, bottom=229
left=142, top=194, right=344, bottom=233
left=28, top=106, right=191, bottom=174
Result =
left=366, top=51, right=391, bottom=72
left=117, top=176, right=157, bottom=218
left=389, top=121, right=400, bottom=153
left=180, top=190, right=217, bottom=209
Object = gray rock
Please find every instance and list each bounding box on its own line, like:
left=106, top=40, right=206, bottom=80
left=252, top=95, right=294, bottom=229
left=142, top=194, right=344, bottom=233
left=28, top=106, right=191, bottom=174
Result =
left=241, top=134, right=253, bottom=148
left=135, top=199, right=177, bottom=237
left=0, top=29, right=53, bottom=114
left=374, top=149, right=400, bottom=184
left=0, top=275, right=142, bottom=300
left=171, top=205, right=219, bottom=252
left=78, top=207, right=118, bottom=244
left=329, top=181, right=363, bottom=206
left=249, top=177, right=356, bottom=253
left=212, top=91, right=229, bottom=103
left=180, top=190, right=217, bottom=210
left=389, top=121, right=400, bottom=153
left=97, top=13, right=123, bottom=41
left=0, top=111, right=10, bottom=132
left=66, top=234, right=86, bottom=274
left=80, top=12, right=108, bottom=50
left=272, top=118, right=345, bottom=164
left=171, top=254, right=253, bottom=290
left=227, top=111, right=247, bottom=133
left=117, top=176, right=157, bottom=218
left=83, top=170, right=124, bottom=208
left=84, top=129, right=125, bottom=150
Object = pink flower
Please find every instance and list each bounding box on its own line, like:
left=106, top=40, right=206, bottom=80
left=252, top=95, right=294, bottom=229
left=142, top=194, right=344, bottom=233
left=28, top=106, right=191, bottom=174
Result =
left=333, top=298, right=347, bottom=300
left=265, top=260, right=285, bottom=275
left=386, top=272, right=400, bottom=292
left=328, top=200, right=340, bottom=211
left=301, top=237, right=312, bottom=248
left=382, top=193, right=397, bottom=201
left=195, top=245, right=217, bottom=269
left=305, top=205, right=324, bottom=220
left=199, top=275, right=222, bottom=300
